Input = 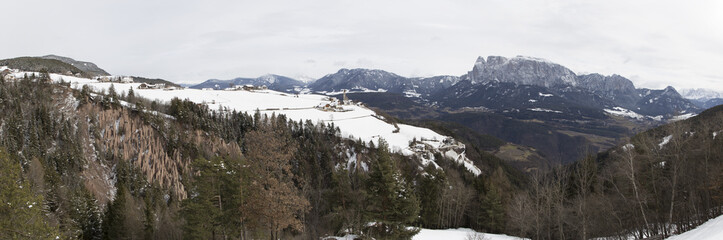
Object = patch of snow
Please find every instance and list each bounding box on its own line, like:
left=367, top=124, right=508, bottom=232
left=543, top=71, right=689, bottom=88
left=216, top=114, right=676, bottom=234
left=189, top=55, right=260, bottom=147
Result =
left=528, top=99, right=537, bottom=103
left=404, top=90, right=422, bottom=98
left=604, top=107, right=662, bottom=121
left=444, top=150, right=481, bottom=176
left=528, top=108, right=562, bottom=113
left=605, top=107, right=645, bottom=120
left=622, top=143, right=635, bottom=151
left=667, top=214, right=723, bottom=240
left=538, top=92, right=553, bottom=97
left=671, top=113, right=696, bottom=122
left=649, top=115, right=664, bottom=121
left=414, top=228, right=527, bottom=240
left=322, top=235, right=360, bottom=240
left=659, top=135, right=673, bottom=149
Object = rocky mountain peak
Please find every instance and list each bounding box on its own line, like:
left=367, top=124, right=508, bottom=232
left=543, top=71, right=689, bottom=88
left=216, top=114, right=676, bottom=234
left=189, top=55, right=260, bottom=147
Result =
left=662, top=86, right=682, bottom=97
left=467, top=55, right=577, bottom=88
left=577, top=73, right=636, bottom=93
left=485, top=56, right=509, bottom=65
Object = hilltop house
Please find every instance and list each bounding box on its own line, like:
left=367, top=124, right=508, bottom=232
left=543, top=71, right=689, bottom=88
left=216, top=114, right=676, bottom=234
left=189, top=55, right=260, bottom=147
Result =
left=96, top=76, right=134, bottom=83
left=138, top=83, right=165, bottom=89
left=120, top=77, right=134, bottom=83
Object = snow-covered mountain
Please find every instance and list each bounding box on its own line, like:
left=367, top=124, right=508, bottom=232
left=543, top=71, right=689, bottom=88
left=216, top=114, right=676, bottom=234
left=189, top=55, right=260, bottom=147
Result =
left=679, top=88, right=722, bottom=100
left=678, top=88, right=723, bottom=109
left=309, top=68, right=460, bottom=97
left=190, top=74, right=305, bottom=92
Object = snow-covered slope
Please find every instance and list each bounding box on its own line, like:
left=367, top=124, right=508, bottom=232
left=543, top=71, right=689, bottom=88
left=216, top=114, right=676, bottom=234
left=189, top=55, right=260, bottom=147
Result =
left=667, top=214, right=723, bottom=240
left=7, top=68, right=481, bottom=175
left=326, top=228, right=526, bottom=240
left=413, top=228, right=526, bottom=240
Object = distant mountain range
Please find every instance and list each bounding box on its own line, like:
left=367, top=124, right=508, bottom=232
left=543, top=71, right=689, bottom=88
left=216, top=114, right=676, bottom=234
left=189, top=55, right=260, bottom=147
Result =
left=183, top=55, right=718, bottom=117
left=310, top=55, right=700, bottom=118
left=189, top=74, right=305, bottom=92
left=303, top=55, right=710, bottom=166
left=679, top=88, right=723, bottom=109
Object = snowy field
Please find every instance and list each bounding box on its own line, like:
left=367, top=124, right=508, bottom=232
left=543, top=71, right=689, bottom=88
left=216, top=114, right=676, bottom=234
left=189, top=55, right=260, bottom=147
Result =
left=324, top=228, right=526, bottom=240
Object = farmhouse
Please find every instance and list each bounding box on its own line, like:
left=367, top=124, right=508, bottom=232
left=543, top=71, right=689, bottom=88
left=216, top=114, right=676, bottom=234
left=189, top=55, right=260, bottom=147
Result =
left=138, top=83, right=165, bottom=89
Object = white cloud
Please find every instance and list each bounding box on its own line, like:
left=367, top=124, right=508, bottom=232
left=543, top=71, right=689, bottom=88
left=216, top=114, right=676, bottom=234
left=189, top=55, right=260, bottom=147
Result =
left=0, top=0, right=721, bottom=91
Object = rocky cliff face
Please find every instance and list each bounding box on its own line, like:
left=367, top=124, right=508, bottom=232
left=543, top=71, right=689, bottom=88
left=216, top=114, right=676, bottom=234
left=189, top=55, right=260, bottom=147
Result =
left=577, top=73, right=639, bottom=108
left=467, top=55, right=578, bottom=88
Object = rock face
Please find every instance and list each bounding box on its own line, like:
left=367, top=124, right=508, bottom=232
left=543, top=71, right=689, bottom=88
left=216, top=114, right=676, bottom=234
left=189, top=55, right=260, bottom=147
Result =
left=577, top=73, right=639, bottom=108
left=467, top=56, right=578, bottom=88
left=41, top=55, right=110, bottom=76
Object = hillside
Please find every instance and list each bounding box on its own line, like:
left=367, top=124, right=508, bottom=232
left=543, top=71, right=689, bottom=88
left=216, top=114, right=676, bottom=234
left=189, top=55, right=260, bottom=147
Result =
left=0, top=66, right=527, bottom=239
left=1, top=58, right=719, bottom=240
left=130, top=76, right=181, bottom=88
left=504, top=103, right=723, bottom=239
left=0, top=56, right=85, bottom=76
left=41, top=55, right=110, bottom=76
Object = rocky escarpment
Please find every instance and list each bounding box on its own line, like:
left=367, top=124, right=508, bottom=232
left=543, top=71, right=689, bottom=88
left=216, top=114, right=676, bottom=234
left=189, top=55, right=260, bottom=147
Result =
left=466, top=56, right=578, bottom=88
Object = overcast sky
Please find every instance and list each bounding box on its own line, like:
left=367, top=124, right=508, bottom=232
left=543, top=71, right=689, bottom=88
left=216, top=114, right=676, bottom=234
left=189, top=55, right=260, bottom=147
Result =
left=1, top=0, right=722, bottom=91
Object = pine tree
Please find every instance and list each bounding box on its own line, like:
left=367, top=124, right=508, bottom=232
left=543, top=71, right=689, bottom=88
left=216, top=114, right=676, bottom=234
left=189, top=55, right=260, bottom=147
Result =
left=0, top=148, right=59, bottom=239
left=127, top=87, right=135, bottom=104
left=480, top=182, right=506, bottom=233
left=71, top=189, right=103, bottom=240
left=418, top=167, right=445, bottom=228
left=364, top=139, right=420, bottom=240
left=103, top=185, right=129, bottom=240
left=328, top=168, right=365, bottom=235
